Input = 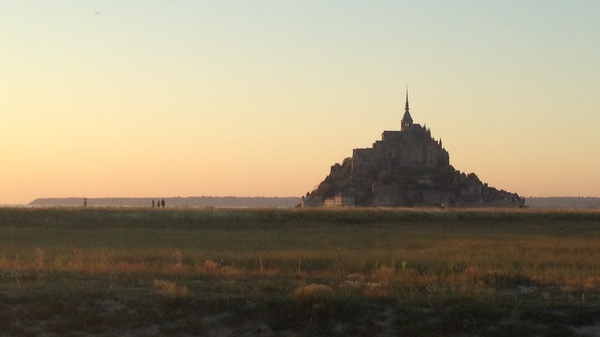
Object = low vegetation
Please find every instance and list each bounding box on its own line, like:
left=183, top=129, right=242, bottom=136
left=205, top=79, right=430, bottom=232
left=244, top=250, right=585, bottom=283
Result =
left=1, top=207, right=600, bottom=336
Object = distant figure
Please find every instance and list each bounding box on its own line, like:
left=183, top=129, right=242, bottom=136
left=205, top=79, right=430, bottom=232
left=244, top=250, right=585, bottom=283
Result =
left=152, top=199, right=155, bottom=208
left=161, top=199, right=165, bottom=208
left=83, top=198, right=87, bottom=207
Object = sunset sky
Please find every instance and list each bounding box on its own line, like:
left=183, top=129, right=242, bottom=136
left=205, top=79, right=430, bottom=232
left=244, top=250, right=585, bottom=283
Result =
left=2, top=1, right=599, bottom=204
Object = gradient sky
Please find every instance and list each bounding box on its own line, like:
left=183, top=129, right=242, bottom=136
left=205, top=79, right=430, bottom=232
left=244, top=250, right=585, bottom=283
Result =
left=2, top=1, right=599, bottom=204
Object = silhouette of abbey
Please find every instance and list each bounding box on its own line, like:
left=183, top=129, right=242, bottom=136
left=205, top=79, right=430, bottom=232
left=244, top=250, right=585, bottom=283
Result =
left=303, top=90, right=524, bottom=207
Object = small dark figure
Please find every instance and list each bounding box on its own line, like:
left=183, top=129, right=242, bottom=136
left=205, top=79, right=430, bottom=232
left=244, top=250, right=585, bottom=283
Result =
left=152, top=199, right=155, bottom=208
left=161, top=199, right=165, bottom=208
left=83, top=198, right=87, bottom=207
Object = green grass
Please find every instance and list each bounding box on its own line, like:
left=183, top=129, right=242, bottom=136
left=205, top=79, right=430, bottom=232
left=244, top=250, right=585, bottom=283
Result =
left=1, top=207, right=600, bottom=336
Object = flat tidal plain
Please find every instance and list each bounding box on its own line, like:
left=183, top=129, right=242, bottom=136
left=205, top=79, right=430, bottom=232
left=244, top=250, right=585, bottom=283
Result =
left=1, top=207, right=600, bottom=336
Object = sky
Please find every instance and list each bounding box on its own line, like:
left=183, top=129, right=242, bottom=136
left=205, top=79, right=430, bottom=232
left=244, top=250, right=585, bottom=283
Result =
left=2, top=1, right=599, bottom=204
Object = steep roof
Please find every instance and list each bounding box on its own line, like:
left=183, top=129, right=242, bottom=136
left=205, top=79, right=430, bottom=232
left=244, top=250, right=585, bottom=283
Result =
left=401, top=88, right=413, bottom=130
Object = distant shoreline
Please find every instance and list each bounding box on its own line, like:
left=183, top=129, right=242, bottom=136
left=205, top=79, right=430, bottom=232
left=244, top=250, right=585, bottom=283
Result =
left=27, top=196, right=302, bottom=208
left=524, top=197, right=600, bottom=209
left=1, top=196, right=599, bottom=209
left=2, top=196, right=596, bottom=209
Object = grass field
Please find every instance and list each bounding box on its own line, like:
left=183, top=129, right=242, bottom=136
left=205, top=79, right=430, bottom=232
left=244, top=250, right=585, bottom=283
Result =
left=1, top=207, right=600, bottom=336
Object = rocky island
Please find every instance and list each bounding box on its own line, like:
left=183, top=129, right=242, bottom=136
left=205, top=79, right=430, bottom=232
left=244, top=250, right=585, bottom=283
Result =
left=303, top=91, right=524, bottom=208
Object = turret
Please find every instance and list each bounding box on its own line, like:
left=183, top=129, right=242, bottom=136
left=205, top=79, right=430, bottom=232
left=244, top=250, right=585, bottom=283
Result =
left=401, top=88, right=413, bottom=131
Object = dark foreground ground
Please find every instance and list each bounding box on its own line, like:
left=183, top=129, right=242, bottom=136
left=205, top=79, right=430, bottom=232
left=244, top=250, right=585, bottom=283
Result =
left=1, top=207, right=600, bottom=336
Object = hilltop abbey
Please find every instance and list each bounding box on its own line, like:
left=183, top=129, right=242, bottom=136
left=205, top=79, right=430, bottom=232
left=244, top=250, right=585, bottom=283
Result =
left=303, top=91, right=523, bottom=207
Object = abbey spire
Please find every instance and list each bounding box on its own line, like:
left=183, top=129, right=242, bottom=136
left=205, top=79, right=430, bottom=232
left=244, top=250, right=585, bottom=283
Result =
left=401, top=87, right=413, bottom=131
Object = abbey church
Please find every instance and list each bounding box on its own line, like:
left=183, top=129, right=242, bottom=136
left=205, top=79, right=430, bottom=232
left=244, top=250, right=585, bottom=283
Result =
left=303, top=91, right=524, bottom=207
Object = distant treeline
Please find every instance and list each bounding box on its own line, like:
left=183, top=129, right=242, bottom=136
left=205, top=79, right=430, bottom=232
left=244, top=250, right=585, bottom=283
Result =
left=29, top=197, right=302, bottom=208
left=525, top=197, right=600, bottom=209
